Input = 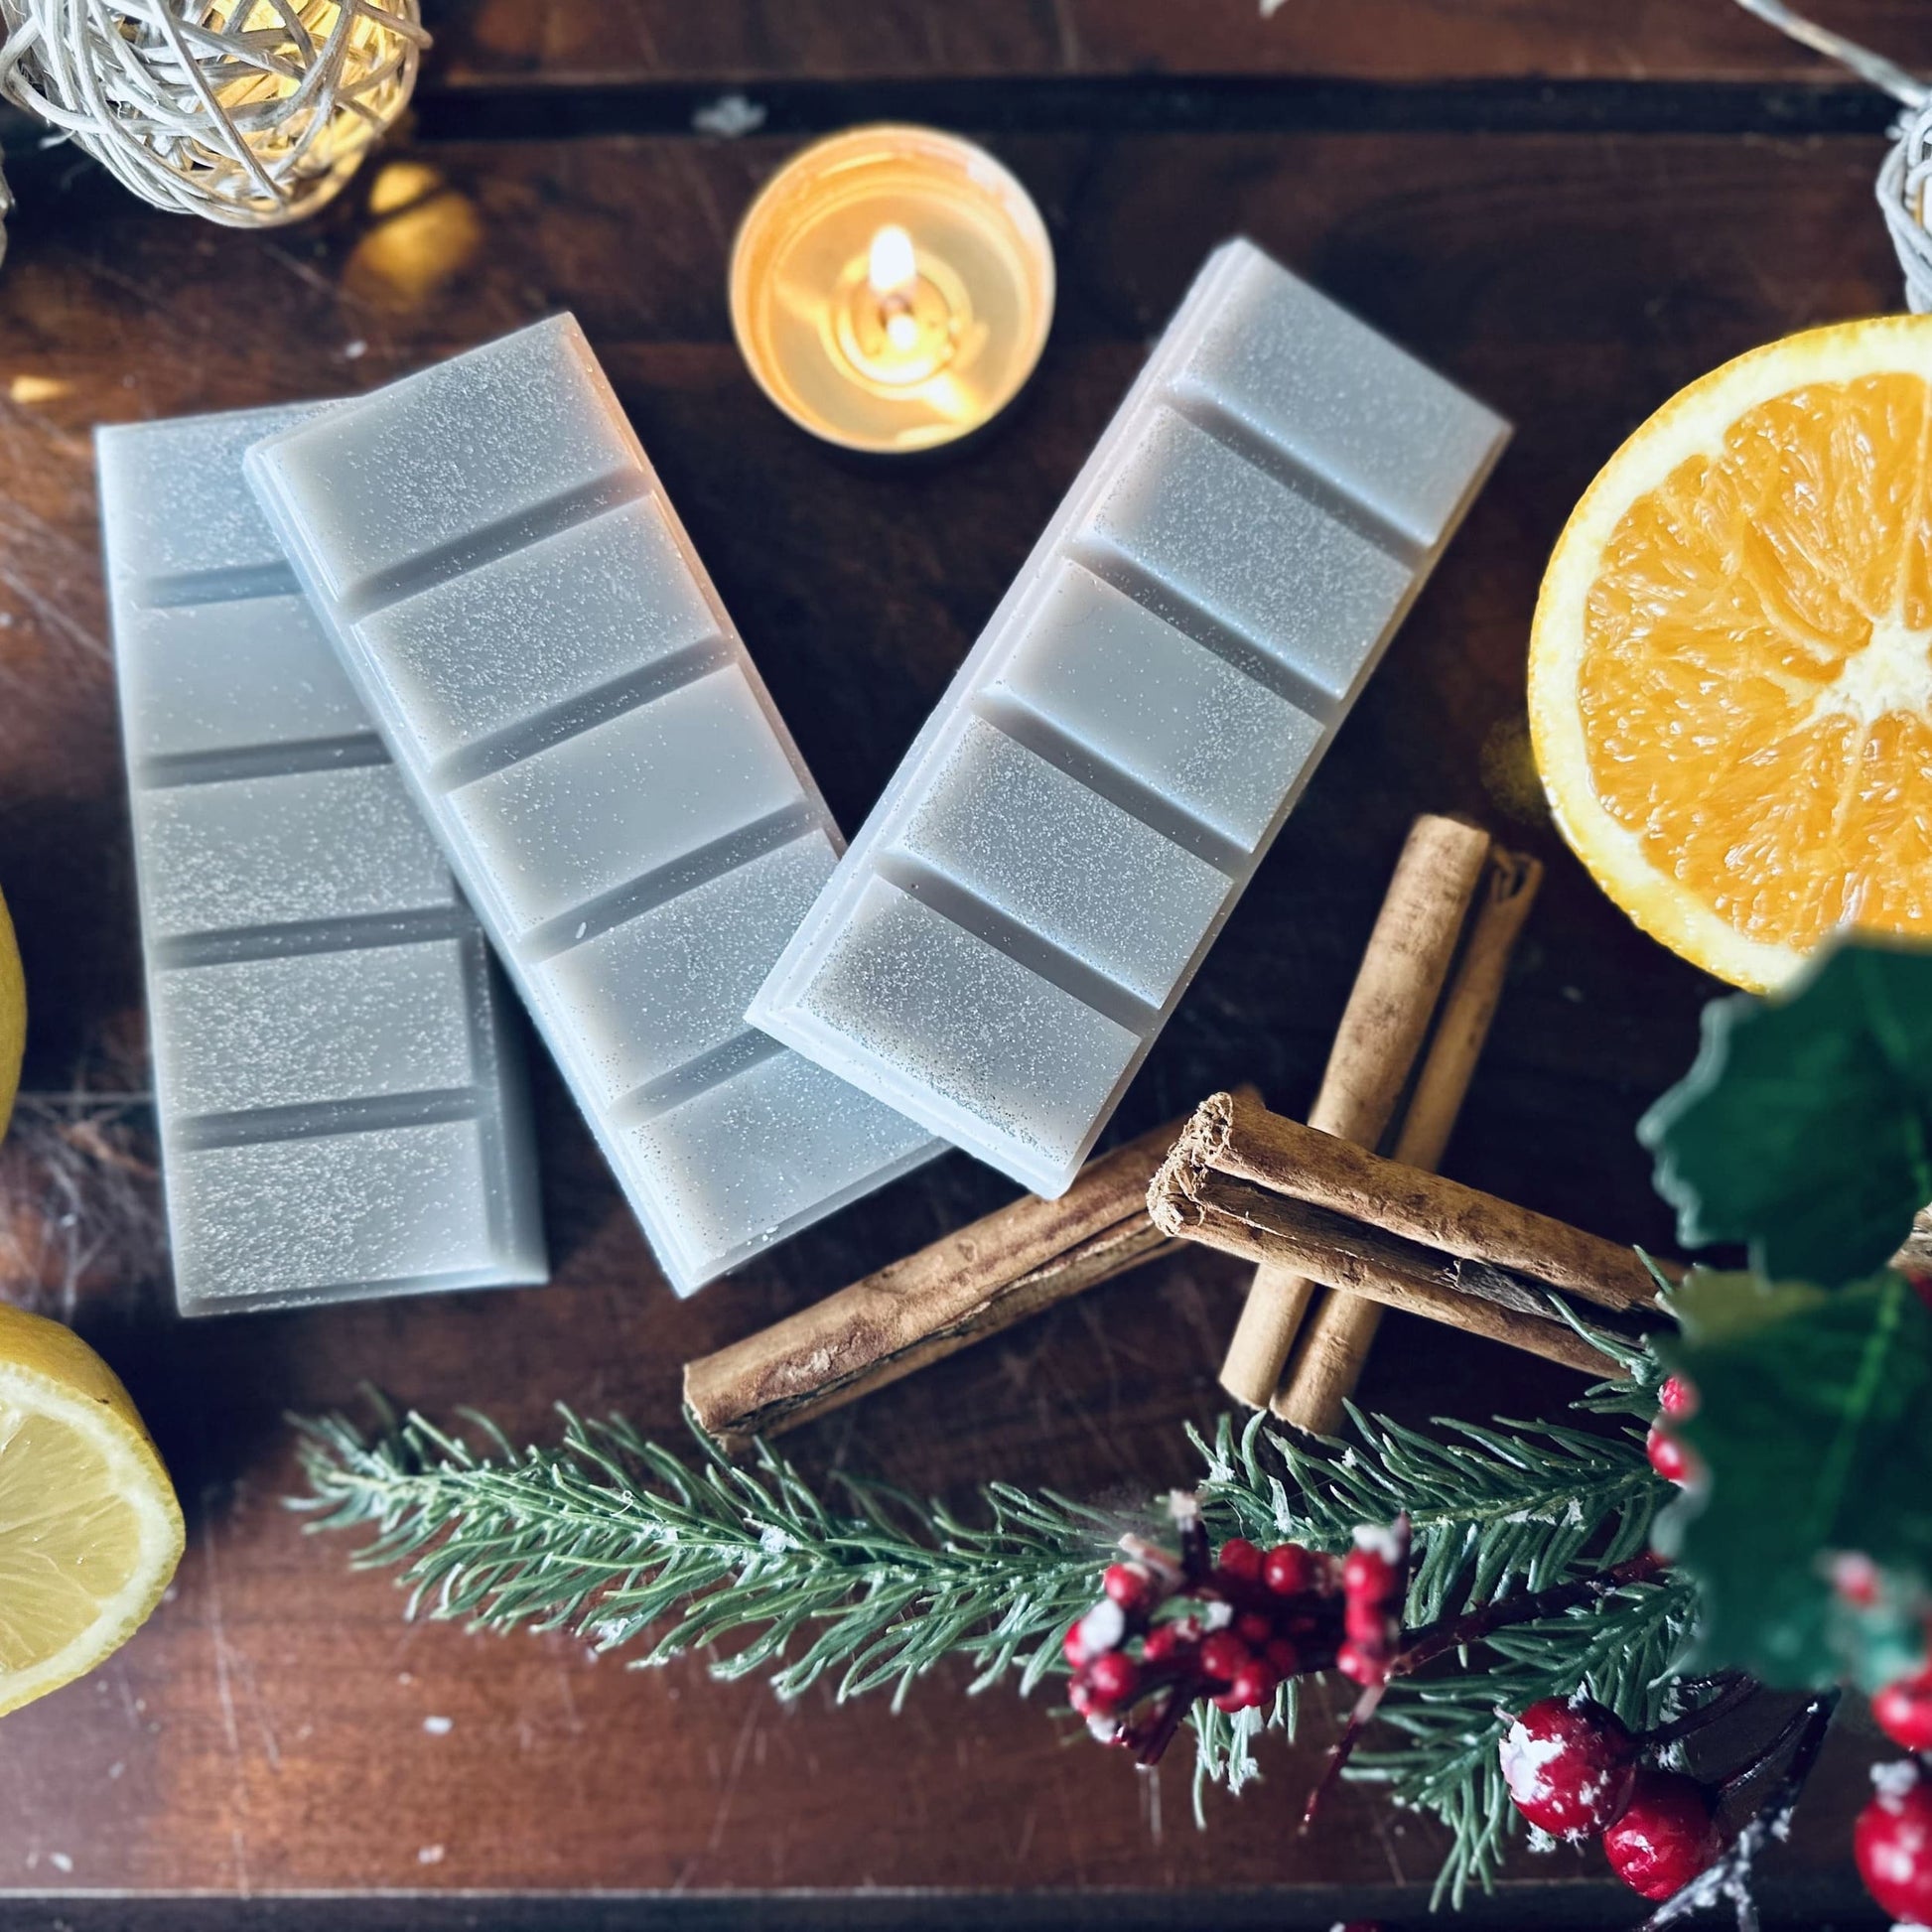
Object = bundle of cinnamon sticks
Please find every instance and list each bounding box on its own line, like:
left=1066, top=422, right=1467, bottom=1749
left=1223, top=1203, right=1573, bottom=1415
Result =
left=686, top=813, right=1561, bottom=1453
left=1151, top=1091, right=1659, bottom=1375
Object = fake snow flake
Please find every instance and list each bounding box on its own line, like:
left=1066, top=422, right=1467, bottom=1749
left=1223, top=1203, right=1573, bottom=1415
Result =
left=1499, top=1718, right=1566, bottom=1802
left=1352, top=1522, right=1404, bottom=1564
left=1074, top=1599, right=1126, bottom=1656
left=692, top=93, right=767, bottom=138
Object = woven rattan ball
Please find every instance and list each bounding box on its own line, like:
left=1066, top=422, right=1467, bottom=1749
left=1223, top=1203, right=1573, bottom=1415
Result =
left=0, top=0, right=426, bottom=228
left=1880, top=101, right=1932, bottom=315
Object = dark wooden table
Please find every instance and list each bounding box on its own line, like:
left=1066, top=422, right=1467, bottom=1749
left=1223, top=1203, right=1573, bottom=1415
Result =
left=0, top=3, right=1917, bottom=1925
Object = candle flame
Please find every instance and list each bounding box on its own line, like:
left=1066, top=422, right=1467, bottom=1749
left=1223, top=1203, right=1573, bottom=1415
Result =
left=867, top=223, right=918, bottom=298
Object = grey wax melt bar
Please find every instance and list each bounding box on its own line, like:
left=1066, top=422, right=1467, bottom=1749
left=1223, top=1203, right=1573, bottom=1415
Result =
left=751, top=238, right=1510, bottom=1198
left=98, top=404, right=547, bottom=1315
left=245, top=317, right=939, bottom=1295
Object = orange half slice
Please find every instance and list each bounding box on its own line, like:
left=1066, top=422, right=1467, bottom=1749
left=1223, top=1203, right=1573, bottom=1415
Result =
left=1529, top=316, right=1932, bottom=990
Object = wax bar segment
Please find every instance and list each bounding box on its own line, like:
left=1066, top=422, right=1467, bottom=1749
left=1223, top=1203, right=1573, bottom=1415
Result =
left=752, top=237, right=1509, bottom=1197
left=245, top=316, right=939, bottom=1294
left=98, top=403, right=547, bottom=1316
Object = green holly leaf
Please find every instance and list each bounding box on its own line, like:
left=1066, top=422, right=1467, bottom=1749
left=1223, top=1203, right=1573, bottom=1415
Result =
left=1664, top=1267, right=1828, bottom=1343
left=1657, top=1269, right=1932, bottom=1690
left=1640, top=939, right=1932, bottom=1287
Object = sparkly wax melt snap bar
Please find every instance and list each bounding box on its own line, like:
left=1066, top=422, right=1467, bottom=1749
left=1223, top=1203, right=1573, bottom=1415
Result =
left=245, top=317, right=939, bottom=1295
left=752, top=238, right=1510, bottom=1198
left=98, top=405, right=547, bottom=1316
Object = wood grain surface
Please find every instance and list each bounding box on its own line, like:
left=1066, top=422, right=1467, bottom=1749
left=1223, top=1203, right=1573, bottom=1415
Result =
left=423, top=0, right=1923, bottom=85
left=0, top=1, right=1915, bottom=1923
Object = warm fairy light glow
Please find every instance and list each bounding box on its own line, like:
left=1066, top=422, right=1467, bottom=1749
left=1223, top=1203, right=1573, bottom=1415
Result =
left=366, top=159, right=443, bottom=216
left=867, top=223, right=918, bottom=298
left=345, top=164, right=483, bottom=308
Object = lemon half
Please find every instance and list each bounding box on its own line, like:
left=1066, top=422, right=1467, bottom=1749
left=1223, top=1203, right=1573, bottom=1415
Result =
left=0, top=1304, right=183, bottom=1716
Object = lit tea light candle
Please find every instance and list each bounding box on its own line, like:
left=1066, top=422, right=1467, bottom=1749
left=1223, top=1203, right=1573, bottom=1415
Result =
left=730, top=125, right=1054, bottom=455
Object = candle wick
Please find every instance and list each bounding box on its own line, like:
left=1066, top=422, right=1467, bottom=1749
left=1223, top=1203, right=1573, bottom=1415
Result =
left=867, top=223, right=919, bottom=301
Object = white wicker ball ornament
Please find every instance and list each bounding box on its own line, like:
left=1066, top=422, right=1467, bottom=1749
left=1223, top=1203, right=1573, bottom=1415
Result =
left=1880, top=105, right=1932, bottom=317
left=1733, top=0, right=1932, bottom=311
left=0, top=0, right=426, bottom=227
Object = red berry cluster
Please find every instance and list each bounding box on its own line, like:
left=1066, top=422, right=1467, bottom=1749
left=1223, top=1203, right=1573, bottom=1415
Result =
left=1859, top=1616, right=1932, bottom=1929
left=1877, top=1662, right=1932, bottom=1754
left=1858, top=1760, right=1932, bottom=1929
left=1826, top=1538, right=1932, bottom=1925
left=1060, top=1507, right=1410, bottom=1761
left=1645, top=1373, right=1702, bottom=1488
left=1499, top=1698, right=1721, bottom=1901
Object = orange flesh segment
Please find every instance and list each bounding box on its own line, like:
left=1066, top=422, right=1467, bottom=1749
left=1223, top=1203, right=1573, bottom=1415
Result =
left=1579, top=373, right=1932, bottom=951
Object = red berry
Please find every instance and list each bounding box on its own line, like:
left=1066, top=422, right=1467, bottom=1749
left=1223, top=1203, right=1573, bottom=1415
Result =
left=1658, top=1374, right=1698, bottom=1420
left=1198, top=1631, right=1251, bottom=1684
left=1646, top=1423, right=1699, bottom=1487
left=1874, top=1666, right=1932, bottom=1753
left=1345, top=1596, right=1391, bottom=1646
left=1263, top=1636, right=1301, bottom=1678
left=1336, top=1640, right=1386, bottom=1688
left=1224, top=1661, right=1278, bottom=1712
left=1141, top=1622, right=1184, bottom=1666
left=1235, top=1610, right=1276, bottom=1648
left=1061, top=1597, right=1125, bottom=1668
left=1083, top=1650, right=1139, bottom=1712
left=1262, top=1543, right=1317, bottom=1595
left=1499, top=1698, right=1639, bottom=1842
left=1857, top=1764, right=1932, bottom=1925
left=1601, top=1770, right=1721, bottom=1901
left=1217, top=1538, right=1264, bottom=1584
left=1343, top=1547, right=1397, bottom=1603
left=1067, top=1675, right=1098, bottom=1717
left=1102, top=1562, right=1157, bottom=1614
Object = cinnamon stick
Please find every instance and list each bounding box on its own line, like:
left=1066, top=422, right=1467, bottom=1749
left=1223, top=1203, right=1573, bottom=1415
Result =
left=1218, top=814, right=1492, bottom=1409
left=1170, top=1175, right=1614, bottom=1375
left=684, top=1094, right=1257, bottom=1452
left=1276, top=851, right=1544, bottom=1432
left=1152, top=1092, right=1660, bottom=1376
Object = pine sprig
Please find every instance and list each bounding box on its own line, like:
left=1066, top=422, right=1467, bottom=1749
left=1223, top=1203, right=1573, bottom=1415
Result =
left=293, top=1371, right=1685, bottom=1904
left=1180, top=1389, right=1683, bottom=1897
left=1193, top=1396, right=1664, bottom=1626
left=292, top=1404, right=1112, bottom=1710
